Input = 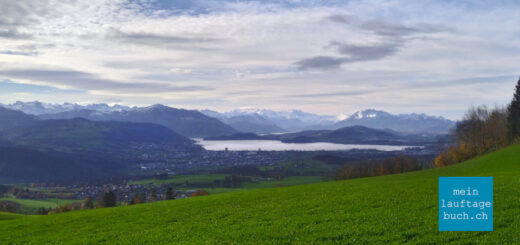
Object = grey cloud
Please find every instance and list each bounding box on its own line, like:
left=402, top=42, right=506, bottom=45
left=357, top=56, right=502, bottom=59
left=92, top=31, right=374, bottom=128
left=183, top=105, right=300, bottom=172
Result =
left=0, top=1, right=54, bottom=40
left=295, top=41, right=401, bottom=70
left=414, top=75, right=517, bottom=88
left=0, top=69, right=211, bottom=93
left=331, top=41, right=401, bottom=61
left=326, top=14, right=351, bottom=24
left=296, top=19, right=448, bottom=70
left=360, top=20, right=450, bottom=37
left=0, top=50, right=38, bottom=56
left=0, top=28, right=31, bottom=39
left=108, top=29, right=223, bottom=49
left=294, top=56, right=347, bottom=70
left=289, top=91, right=369, bottom=98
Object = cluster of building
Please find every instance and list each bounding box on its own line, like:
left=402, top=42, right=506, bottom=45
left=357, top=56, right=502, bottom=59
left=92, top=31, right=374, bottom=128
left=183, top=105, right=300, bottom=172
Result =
left=137, top=150, right=287, bottom=172
left=73, top=184, right=199, bottom=203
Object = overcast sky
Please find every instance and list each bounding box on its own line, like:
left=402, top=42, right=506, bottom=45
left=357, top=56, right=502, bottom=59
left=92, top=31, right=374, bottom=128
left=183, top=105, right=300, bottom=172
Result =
left=0, top=0, right=519, bottom=120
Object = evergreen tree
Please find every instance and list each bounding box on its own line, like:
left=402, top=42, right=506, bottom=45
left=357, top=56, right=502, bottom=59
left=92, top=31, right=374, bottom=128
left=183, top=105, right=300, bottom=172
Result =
left=102, top=191, right=117, bottom=207
left=166, top=186, right=175, bottom=200
left=507, top=77, right=520, bottom=140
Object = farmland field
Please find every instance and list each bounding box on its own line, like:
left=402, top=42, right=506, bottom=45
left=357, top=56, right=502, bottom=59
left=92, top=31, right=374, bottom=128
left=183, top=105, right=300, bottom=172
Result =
left=0, top=197, right=80, bottom=214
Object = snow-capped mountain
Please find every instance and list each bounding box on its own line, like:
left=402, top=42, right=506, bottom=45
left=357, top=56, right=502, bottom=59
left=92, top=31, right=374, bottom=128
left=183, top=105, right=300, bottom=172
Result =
left=200, top=108, right=338, bottom=133
left=332, top=109, right=455, bottom=134
left=0, top=101, right=134, bottom=115
left=2, top=102, right=455, bottom=135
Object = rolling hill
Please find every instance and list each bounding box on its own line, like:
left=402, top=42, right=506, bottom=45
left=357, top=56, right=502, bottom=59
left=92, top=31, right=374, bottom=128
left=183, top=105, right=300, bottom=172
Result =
left=0, top=144, right=518, bottom=243
left=0, top=107, right=38, bottom=131
left=208, top=125, right=416, bottom=145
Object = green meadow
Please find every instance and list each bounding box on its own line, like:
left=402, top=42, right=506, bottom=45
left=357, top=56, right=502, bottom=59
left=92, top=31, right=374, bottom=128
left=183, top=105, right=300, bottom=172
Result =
left=131, top=174, right=325, bottom=194
left=1, top=144, right=519, bottom=244
left=0, top=197, right=80, bottom=214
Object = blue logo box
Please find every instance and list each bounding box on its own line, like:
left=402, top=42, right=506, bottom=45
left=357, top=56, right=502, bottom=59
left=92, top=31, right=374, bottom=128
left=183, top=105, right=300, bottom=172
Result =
left=439, top=177, right=493, bottom=231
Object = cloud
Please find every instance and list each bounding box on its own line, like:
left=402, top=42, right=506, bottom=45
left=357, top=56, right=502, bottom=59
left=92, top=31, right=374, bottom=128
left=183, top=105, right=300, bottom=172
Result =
left=0, top=50, right=38, bottom=56
left=289, top=90, right=369, bottom=98
left=0, top=0, right=54, bottom=39
left=0, top=69, right=211, bottom=93
left=294, top=18, right=450, bottom=70
left=326, top=14, right=351, bottom=24
left=295, top=41, right=401, bottom=70
left=332, top=41, right=402, bottom=61
left=294, top=56, right=347, bottom=70
left=0, top=0, right=518, bottom=119
left=108, top=29, right=223, bottom=49
left=360, top=20, right=450, bottom=37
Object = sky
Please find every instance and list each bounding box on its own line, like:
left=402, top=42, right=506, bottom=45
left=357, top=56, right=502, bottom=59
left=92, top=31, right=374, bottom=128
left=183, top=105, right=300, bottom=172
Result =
left=0, top=0, right=519, bottom=120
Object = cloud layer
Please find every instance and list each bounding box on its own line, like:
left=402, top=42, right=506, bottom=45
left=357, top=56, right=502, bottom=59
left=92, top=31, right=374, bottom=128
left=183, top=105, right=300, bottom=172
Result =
left=0, top=0, right=519, bottom=119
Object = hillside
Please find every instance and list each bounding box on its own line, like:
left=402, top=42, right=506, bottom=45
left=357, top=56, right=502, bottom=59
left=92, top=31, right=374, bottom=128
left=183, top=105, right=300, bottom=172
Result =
left=207, top=125, right=417, bottom=145
left=39, top=105, right=237, bottom=138
left=0, top=146, right=125, bottom=184
left=0, top=107, right=38, bottom=131
left=1, top=145, right=519, bottom=243
left=279, top=125, right=407, bottom=145
left=1, top=118, right=198, bottom=156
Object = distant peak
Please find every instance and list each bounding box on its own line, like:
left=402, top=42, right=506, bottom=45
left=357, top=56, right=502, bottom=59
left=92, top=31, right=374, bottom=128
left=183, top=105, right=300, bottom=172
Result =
left=138, top=104, right=173, bottom=112
left=350, top=109, right=388, bottom=120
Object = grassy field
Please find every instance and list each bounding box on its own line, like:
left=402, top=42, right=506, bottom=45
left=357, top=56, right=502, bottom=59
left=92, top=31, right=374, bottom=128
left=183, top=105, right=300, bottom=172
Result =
left=0, top=212, right=21, bottom=221
left=131, top=174, right=326, bottom=195
left=195, top=176, right=326, bottom=194
left=129, top=174, right=229, bottom=186
left=0, top=197, right=80, bottom=214
left=1, top=144, right=519, bottom=243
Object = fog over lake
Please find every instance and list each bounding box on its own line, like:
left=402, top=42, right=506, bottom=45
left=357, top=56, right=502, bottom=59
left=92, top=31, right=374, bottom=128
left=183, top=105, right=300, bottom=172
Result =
left=195, top=139, right=420, bottom=151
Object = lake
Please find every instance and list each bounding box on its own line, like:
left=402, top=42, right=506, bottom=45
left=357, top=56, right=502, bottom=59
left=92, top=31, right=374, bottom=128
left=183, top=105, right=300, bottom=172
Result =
left=195, top=139, right=420, bottom=151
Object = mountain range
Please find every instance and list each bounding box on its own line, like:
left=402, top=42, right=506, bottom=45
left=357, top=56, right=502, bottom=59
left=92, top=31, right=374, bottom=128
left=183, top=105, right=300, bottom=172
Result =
left=1, top=101, right=456, bottom=135
left=37, top=104, right=237, bottom=138
left=200, top=108, right=338, bottom=133
left=329, top=109, right=455, bottom=134
left=0, top=101, right=133, bottom=115
left=202, top=108, right=455, bottom=134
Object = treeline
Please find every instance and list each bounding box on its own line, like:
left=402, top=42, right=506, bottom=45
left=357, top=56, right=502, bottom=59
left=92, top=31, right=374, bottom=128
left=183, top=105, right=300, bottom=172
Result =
left=42, top=187, right=209, bottom=215
left=435, top=77, right=520, bottom=167
left=334, top=156, right=420, bottom=180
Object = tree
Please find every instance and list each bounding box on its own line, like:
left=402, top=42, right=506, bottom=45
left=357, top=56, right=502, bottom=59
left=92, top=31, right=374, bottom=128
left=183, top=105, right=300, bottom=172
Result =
left=57, top=204, right=71, bottom=213
left=82, top=197, right=94, bottom=210
left=133, top=192, right=146, bottom=204
left=508, top=77, right=520, bottom=140
left=102, top=191, right=117, bottom=207
left=150, top=188, right=158, bottom=202
left=434, top=153, right=449, bottom=168
left=37, top=207, right=49, bottom=215
left=166, top=186, right=175, bottom=200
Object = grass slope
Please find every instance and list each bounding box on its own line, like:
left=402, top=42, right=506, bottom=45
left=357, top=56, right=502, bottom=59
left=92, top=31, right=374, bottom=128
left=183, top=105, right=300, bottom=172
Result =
left=1, top=145, right=520, bottom=244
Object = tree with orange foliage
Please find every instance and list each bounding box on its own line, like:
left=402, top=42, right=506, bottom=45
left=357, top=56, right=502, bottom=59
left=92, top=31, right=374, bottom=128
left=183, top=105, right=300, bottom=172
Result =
left=434, top=153, right=449, bottom=168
